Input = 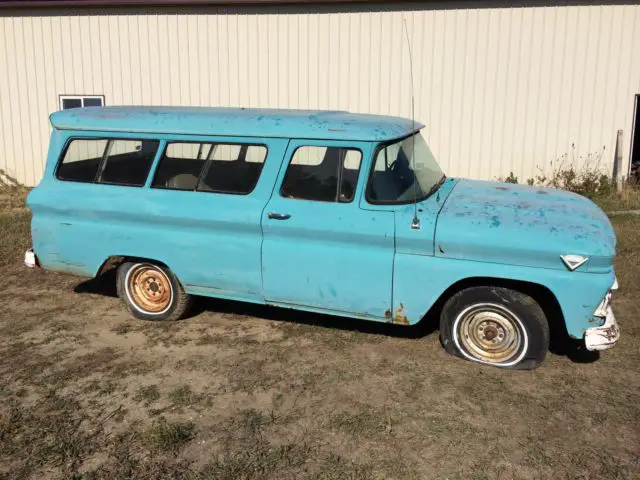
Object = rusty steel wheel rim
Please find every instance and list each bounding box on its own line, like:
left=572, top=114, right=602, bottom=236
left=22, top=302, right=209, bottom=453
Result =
left=454, top=303, right=527, bottom=366
left=125, top=264, right=173, bottom=315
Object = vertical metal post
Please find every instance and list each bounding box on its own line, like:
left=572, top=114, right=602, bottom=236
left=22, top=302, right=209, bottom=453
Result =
left=613, top=129, right=624, bottom=192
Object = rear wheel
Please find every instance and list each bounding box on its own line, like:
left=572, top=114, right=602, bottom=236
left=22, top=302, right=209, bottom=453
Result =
left=116, top=261, right=192, bottom=321
left=440, top=286, right=549, bottom=369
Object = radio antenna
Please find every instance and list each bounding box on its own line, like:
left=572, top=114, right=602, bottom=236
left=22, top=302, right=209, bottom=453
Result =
left=403, top=19, right=420, bottom=230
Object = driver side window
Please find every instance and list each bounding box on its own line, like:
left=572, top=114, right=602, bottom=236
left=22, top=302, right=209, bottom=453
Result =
left=373, top=143, right=401, bottom=171
left=367, top=144, right=413, bottom=203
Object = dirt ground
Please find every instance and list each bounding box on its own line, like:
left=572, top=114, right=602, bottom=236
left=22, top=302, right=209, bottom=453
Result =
left=1, top=203, right=639, bottom=479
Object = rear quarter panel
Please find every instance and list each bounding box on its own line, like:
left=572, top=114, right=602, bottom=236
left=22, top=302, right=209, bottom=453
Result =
left=28, top=130, right=287, bottom=303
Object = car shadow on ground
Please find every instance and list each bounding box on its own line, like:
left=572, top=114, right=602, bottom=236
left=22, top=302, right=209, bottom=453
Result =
left=73, top=269, right=438, bottom=340
left=74, top=270, right=599, bottom=364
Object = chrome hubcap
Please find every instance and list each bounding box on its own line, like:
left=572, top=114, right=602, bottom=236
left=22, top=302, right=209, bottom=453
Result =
left=457, top=305, right=523, bottom=364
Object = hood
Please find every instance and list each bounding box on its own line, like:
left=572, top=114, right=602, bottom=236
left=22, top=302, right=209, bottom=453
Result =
left=435, top=179, right=616, bottom=272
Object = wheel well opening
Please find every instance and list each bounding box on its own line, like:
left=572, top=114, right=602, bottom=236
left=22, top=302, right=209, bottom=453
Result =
left=421, top=277, right=568, bottom=345
left=96, top=256, right=170, bottom=276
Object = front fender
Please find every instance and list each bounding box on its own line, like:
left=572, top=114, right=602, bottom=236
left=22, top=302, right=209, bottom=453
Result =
left=393, top=253, right=614, bottom=339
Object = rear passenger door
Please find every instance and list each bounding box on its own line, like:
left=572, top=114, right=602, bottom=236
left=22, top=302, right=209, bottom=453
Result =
left=145, top=136, right=288, bottom=302
left=261, top=139, right=395, bottom=320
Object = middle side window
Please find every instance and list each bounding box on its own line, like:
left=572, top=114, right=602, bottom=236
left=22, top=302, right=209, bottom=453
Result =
left=152, top=142, right=267, bottom=194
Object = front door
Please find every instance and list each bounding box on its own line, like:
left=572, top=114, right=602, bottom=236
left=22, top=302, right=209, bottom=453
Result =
left=261, top=139, right=395, bottom=320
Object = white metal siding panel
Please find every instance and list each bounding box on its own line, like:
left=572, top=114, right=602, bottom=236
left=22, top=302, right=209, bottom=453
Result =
left=0, top=4, right=639, bottom=186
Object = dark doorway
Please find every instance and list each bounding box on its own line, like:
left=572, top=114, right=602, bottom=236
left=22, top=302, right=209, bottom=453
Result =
left=631, top=95, right=640, bottom=182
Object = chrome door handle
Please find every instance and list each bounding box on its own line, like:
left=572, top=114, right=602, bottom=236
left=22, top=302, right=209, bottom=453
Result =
left=267, top=212, right=291, bottom=220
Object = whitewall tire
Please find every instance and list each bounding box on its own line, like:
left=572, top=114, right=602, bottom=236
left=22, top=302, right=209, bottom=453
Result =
left=440, top=287, right=549, bottom=370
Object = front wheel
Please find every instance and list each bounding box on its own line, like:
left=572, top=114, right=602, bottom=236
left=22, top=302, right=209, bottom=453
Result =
left=116, top=261, right=192, bottom=321
left=440, top=286, right=549, bottom=369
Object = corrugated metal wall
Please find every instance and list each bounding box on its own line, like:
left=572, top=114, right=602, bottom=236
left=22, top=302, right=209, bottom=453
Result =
left=1, top=3, right=639, bottom=186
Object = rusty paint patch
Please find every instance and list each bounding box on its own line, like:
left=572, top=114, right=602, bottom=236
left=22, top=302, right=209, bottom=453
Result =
left=391, top=303, right=410, bottom=325
left=385, top=308, right=392, bottom=319
left=495, top=186, right=510, bottom=191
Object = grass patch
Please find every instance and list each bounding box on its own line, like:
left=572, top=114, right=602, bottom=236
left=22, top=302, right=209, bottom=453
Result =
left=195, top=332, right=219, bottom=345
left=111, top=323, right=131, bottom=336
left=0, top=391, right=95, bottom=478
left=168, top=385, right=195, bottom=407
left=0, top=211, right=31, bottom=267
left=133, top=385, right=160, bottom=405
left=141, top=418, right=194, bottom=452
left=329, top=408, right=390, bottom=438
left=237, top=408, right=275, bottom=435
left=0, top=169, right=29, bottom=211
left=610, top=215, right=640, bottom=291
left=305, top=452, right=375, bottom=480
left=83, top=380, right=118, bottom=396
left=201, top=440, right=313, bottom=479
left=591, top=183, right=640, bottom=212
left=0, top=182, right=31, bottom=265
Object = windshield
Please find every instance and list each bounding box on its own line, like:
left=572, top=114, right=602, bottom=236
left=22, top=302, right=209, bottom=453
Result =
left=366, top=133, right=444, bottom=204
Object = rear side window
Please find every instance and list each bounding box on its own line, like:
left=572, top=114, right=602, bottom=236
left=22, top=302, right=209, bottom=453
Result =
left=98, top=140, right=159, bottom=186
left=57, top=139, right=108, bottom=182
left=57, top=138, right=159, bottom=186
left=280, top=146, right=362, bottom=203
left=152, top=142, right=267, bottom=194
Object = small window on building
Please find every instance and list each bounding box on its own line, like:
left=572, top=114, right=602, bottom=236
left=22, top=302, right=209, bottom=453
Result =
left=59, top=95, right=105, bottom=110
left=199, top=144, right=267, bottom=194
left=57, top=139, right=108, bottom=182
left=280, top=146, right=362, bottom=203
left=97, top=139, right=159, bottom=186
left=152, top=142, right=214, bottom=190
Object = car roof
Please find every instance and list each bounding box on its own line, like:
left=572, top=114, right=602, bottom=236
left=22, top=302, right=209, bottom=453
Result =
left=49, top=106, right=423, bottom=142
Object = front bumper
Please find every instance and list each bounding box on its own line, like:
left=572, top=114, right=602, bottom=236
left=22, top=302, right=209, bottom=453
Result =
left=584, top=307, right=619, bottom=351
left=584, top=279, right=620, bottom=351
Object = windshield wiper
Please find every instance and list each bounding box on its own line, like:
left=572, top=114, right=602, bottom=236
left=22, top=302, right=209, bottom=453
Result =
left=425, top=174, right=447, bottom=200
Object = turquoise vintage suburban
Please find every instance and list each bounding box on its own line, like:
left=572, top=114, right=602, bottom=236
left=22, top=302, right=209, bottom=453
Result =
left=26, top=106, right=619, bottom=369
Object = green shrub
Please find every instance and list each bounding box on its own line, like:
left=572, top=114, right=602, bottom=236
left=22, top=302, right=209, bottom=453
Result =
left=498, top=172, right=519, bottom=184
left=499, top=145, right=640, bottom=211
